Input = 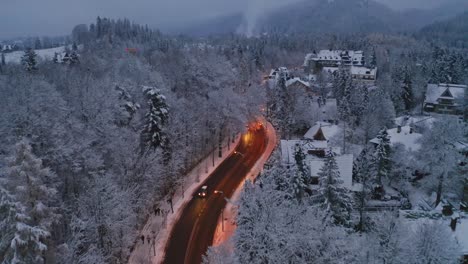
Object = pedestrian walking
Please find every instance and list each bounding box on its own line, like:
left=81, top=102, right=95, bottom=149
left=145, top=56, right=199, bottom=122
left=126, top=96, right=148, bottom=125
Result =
left=141, top=235, right=145, bottom=244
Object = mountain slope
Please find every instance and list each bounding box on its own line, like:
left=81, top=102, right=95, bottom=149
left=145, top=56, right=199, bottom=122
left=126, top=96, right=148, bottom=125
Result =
left=418, top=11, right=468, bottom=47
left=174, top=0, right=468, bottom=37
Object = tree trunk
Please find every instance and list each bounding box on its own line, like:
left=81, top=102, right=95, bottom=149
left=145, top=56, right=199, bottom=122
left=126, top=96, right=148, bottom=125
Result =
left=435, top=173, right=444, bottom=207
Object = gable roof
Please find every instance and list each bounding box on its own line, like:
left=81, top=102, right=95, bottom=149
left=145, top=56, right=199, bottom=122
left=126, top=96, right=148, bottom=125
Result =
left=286, top=78, right=310, bottom=88
left=304, top=122, right=340, bottom=141
left=425, top=83, right=466, bottom=104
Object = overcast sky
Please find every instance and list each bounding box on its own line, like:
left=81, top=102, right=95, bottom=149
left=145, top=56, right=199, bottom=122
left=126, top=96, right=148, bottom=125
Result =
left=0, top=0, right=452, bottom=39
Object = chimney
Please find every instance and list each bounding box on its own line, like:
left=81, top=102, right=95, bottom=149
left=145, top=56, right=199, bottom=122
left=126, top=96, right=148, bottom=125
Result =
left=397, top=125, right=402, bottom=133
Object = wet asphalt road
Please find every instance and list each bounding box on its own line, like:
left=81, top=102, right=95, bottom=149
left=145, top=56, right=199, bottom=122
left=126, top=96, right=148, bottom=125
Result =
left=163, top=127, right=267, bottom=264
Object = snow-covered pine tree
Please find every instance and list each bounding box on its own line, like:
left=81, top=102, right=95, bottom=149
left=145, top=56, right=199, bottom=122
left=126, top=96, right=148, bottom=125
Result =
left=0, top=187, right=16, bottom=261
left=0, top=139, right=59, bottom=264
left=115, top=85, right=140, bottom=126
left=372, top=128, right=391, bottom=188
left=401, top=66, right=414, bottom=111
left=21, top=48, right=38, bottom=71
left=317, top=149, right=353, bottom=225
left=142, top=86, right=169, bottom=152
left=353, top=148, right=372, bottom=231
left=272, top=77, right=294, bottom=139
left=292, top=144, right=310, bottom=202
left=70, top=51, right=80, bottom=65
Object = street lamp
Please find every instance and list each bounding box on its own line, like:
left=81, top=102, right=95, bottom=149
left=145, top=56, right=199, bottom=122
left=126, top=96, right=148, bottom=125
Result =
left=214, top=190, right=225, bottom=232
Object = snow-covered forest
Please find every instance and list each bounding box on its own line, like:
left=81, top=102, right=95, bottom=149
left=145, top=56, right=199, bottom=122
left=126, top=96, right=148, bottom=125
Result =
left=1, top=1, right=468, bottom=263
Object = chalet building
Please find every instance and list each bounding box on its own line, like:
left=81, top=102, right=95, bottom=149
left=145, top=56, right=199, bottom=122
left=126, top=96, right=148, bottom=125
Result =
left=423, top=83, right=466, bottom=115
left=303, top=50, right=365, bottom=74
left=304, top=122, right=339, bottom=142
left=0, top=44, right=18, bottom=53
left=280, top=121, right=361, bottom=192
left=268, top=67, right=291, bottom=81
left=286, top=77, right=312, bottom=94
left=350, top=66, right=378, bottom=84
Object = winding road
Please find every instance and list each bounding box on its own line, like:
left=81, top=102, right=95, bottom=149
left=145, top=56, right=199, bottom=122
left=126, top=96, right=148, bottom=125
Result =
left=163, top=125, right=268, bottom=264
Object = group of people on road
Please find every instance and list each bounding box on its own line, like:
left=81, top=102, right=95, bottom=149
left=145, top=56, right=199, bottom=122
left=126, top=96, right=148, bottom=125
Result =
left=141, top=231, right=157, bottom=256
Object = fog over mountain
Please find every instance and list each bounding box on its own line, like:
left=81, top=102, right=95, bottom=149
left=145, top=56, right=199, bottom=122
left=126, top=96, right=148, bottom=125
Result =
left=0, top=0, right=460, bottom=39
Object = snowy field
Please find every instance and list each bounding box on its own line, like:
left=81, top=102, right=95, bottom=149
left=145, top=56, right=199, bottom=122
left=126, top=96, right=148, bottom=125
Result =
left=4, top=45, right=73, bottom=64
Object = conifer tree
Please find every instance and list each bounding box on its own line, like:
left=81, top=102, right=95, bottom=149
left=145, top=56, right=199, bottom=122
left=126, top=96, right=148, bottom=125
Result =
left=142, top=86, right=170, bottom=152
left=317, top=150, right=353, bottom=225
left=372, top=128, right=391, bottom=188
left=292, top=144, right=310, bottom=202
left=353, top=148, right=372, bottom=231
left=401, top=66, right=414, bottom=111
left=21, top=48, right=38, bottom=71
left=0, top=139, right=58, bottom=264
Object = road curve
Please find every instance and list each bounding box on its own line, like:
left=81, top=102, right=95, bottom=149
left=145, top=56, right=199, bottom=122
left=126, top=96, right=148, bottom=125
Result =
left=163, top=126, right=268, bottom=264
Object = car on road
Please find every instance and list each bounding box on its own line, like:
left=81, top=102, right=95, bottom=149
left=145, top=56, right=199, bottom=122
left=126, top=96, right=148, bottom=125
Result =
left=197, top=185, right=208, bottom=198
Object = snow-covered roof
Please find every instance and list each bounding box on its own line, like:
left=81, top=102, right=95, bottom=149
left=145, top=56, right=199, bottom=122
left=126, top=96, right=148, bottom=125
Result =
left=309, top=154, right=354, bottom=190
left=350, top=66, right=377, bottom=76
left=304, top=122, right=340, bottom=141
left=286, top=78, right=310, bottom=88
left=370, top=126, right=422, bottom=152
left=269, top=67, right=290, bottom=78
left=425, top=83, right=466, bottom=105
left=281, top=140, right=330, bottom=164
left=310, top=98, right=338, bottom=123
left=310, top=50, right=364, bottom=63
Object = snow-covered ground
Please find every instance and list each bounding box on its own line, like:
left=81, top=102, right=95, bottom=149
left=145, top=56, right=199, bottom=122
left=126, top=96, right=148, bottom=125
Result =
left=3, top=45, right=79, bottom=64
left=128, top=134, right=241, bottom=264
left=212, top=120, right=277, bottom=247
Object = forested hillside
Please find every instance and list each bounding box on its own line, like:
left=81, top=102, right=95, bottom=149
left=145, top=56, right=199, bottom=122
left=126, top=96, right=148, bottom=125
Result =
left=418, top=11, right=468, bottom=48
left=0, top=18, right=265, bottom=263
